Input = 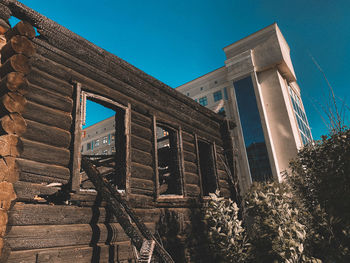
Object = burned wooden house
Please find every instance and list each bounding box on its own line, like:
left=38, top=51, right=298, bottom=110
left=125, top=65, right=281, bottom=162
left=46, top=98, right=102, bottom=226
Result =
left=0, top=1, right=238, bottom=262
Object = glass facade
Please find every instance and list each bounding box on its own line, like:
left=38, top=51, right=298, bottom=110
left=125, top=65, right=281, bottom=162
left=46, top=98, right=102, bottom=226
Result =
left=288, top=86, right=312, bottom=145
left=234, top=76, right=272, bottom=181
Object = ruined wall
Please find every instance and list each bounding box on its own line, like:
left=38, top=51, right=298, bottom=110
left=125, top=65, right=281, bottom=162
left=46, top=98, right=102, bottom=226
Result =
left=0, top=1, right=236, bottom=262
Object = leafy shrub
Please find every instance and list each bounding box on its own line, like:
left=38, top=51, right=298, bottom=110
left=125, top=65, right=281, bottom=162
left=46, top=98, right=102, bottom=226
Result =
left=204, top=190, right=251, bottom=263
left=288, top=128, right=350, bottom=262
left=244, top=182, right=319, bottom=263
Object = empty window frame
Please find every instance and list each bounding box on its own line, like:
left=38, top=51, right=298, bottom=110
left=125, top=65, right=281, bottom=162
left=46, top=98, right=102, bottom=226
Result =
left=196, top=138, right=218, bottom=196
left=72, top=84, right=130, bottom=192
left=155, top=121, right=184, bottom=196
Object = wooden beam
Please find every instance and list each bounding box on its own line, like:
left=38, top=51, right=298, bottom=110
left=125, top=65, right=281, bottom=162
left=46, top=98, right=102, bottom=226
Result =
left=0, top=54, right=31, bottom=77
left=5, top=20, right=35, bottom=40
left=1, top=35, right=35, bottom=62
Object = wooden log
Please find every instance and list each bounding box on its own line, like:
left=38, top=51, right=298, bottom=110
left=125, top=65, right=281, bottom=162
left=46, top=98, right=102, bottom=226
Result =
left=0, top=210, right=8, bottom=236
left=0, top=54, right=31, bottom=77
left=5, top=20, right=36, bottom=40
left=0, top=156, right=19, bottom=183
left=131, top=148, right=152, bottom=167
left=32, top=40, right=222, bottom=135
left=8, top=203, right=119, bottom=226
left=16, top=158, right=70, bottom=181
left=183, top=150, right=196, bottom=163
left=127, top=194, right=154, bottom=209
left=0, top=134, right=22, bottom=157
left=0, top=181, right=16, bottom=211
left=130, top=162, right=153, bottom=181
left=22, top=100, right=72, bottom=131
left=131, top=110, right=152, bottom=127
left=0, top=92, right=27, bottom=113
left=0, top=72, right=28, bottom=96
left=13, top=181, right=60, bottom=202
left=219, top=179, right=230, bottom=190
left=6, top=223, right=129, bottom=250
left=182, top=131, right=194, bottom=143
left=184, top=161, right=198, bottom=174
left=24, top=83, right=73, bottom=113
left=1, top=35, right=36, bottom=62
left=22, top=119, right=71, bottom=148
left=0, top=19, right=9, bottom=35
left=184, top=172, right=199, bottom=185
left=130, top=134, right=152, bottom=153
left=217, top=169, right=228, bottom=180
left=7, top=242, right=135, bottom=263
left=20, top=138, right=70, bottom=167
left=0, top=3, right=11, bottom=22
left=186, top=184, right=201, bottom=197
left=130, top=177, right=154, bottom=192
left=27, top=67, right=73, bottom=97
left=0, top=112, right=27, bottom=135
left=182, top=141, right=195, bottom=153
left=19, top=172, right=68, bottom=185
left=131, top=122, right=152, bottom=141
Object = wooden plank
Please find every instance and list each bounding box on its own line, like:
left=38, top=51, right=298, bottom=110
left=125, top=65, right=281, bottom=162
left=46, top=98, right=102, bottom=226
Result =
left=181, top=131, right=194, bottom=143
left=22, top=119, right=71, bottom=148
left=130, top=162, right=154, bottom=181
left=20, top=138, right=70, bottom=167
left=27, top=66, right=73, bottom=97
left=131, top=148, right=152, bottom=167
left=22, top=100, right=72, bottom=131
left=24, top=83, right=73, bottom=113
left=16, top=158, right=70, bottom=181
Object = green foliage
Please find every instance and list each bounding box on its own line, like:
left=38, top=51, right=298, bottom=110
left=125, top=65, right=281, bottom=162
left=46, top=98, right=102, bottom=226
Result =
left=244, top=182, right=319, bottom=263
left=288, top=128, right=350, bottom=262
left=204, top=190, right=251, bottom=263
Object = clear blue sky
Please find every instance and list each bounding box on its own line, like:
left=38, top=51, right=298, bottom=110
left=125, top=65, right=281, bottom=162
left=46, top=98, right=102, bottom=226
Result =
left=17, top=0, right=350, bottom=139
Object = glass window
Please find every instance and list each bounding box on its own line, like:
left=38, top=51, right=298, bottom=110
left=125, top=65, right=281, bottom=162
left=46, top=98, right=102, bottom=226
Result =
left=234, top=76, right=272, bottom=182
left=213, top=90, right=222, bottom=102
left=95, top=139, right=99, bottom=147
left=199, top=96, right=208, bottom=106
left=87, top=142, right=92, bottom=150
left=156, top=124, right=183, bottom=196
left=102, top=136, right=108, bottom=144
left=288, top=86, right=312, bottom=145
left=186, top=92, right=190, bottom=96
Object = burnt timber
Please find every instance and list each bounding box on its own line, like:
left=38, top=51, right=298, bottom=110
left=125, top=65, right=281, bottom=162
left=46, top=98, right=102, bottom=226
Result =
left=0, top=1, right=238, bottom=262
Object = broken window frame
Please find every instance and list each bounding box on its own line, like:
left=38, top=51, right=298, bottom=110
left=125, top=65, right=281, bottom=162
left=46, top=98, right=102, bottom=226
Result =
left=153, top=116, right=185, bottom=199
left=195, top=135, right=219, bottom=198
left=71, top=83, right=131, bottom=193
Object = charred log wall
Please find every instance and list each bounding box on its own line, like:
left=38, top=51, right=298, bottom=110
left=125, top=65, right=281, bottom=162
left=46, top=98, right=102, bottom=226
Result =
left=0, top=1, right=236, bottom=262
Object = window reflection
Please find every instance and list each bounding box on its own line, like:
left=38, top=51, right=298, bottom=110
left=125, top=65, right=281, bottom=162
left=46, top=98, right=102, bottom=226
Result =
left=234, top=76, right=272, bottom=181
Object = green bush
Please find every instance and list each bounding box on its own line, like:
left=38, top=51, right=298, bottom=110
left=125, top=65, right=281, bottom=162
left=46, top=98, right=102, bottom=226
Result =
left=288, top=128, right=350, bottom=262
left=204, top=190, right=251, bottom=263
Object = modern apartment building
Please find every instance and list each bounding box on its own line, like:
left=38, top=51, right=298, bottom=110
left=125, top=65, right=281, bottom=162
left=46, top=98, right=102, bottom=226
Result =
left=176, top=23, right=312, bottom=193
left=81, top=116, right=116, bottom=156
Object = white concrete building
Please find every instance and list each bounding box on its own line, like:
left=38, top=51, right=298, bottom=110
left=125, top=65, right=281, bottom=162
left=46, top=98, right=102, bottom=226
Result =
left=176, top=23, right=312, bottom=193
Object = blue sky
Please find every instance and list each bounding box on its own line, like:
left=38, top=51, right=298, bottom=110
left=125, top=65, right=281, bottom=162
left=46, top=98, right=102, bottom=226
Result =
left=17, top=0, right=350, bottom=139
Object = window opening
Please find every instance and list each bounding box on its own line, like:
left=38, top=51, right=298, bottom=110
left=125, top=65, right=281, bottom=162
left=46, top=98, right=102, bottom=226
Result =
left=75, top=90, right=128, bottom=192
left=197, top=140, right=217, bottom=196
left=156, top=124, right=183, bottom=196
